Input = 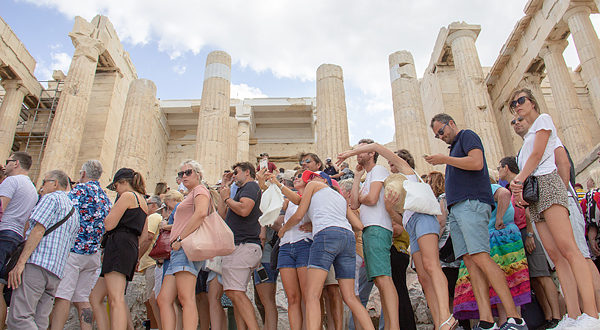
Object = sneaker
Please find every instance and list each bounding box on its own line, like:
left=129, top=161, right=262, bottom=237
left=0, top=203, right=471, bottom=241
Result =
left=555, top=315, right=577, bottom=330
left=574, top=313, right=600, bottom=330
left=499, top=318, right=528, bottom=330
left=473, top=322, right=500, bottom=330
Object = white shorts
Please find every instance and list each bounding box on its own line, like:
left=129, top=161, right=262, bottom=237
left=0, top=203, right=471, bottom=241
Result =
left=354, top=254, right=363, bottom=296
left=568, top=195, right=591, bottom=259
left=154, top=264, right=163, bottom=299
left=55, top=252, right=101, bottom=302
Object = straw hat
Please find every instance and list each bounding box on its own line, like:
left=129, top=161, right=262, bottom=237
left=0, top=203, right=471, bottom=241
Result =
left=383, top=173, right=408, bottom=214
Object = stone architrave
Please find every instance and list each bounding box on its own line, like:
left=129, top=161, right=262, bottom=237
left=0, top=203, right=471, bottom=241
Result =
left=446, top=25, right=504, bottom=165
left=540, top=41, right=594, bottom=162
left=195, top=51, right=231, bottom=183
left=564, top=5, right=600, bottom=121
left=237, top=120, right=250, bottom=162
left=316, top=64, right=350, bottom=160
left=389, top=51, right=432, bottom=172
left=38, top=32, right=104, bottom=182
left=0, top=80, right=27, bottom=161
left=113, top=79, right=157, bottom=180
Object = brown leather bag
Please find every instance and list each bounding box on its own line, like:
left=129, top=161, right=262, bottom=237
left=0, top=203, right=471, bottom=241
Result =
left=149, top=229, right=171, bottom=260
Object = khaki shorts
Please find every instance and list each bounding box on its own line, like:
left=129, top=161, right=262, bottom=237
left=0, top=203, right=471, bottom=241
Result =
left=324, top=265, right=338, bottom=286
left=221, top=243, right=262, bottom=292
left=55, top=252, right=101, bottom=302
left=142, top=265, right=156, bottom=302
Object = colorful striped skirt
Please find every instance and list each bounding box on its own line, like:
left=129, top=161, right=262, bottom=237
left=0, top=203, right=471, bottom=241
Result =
left=452, top=223, right=531, bottom=320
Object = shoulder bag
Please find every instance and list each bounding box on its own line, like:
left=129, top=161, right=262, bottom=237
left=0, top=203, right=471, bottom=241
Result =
left=181, top=192, right=235, bottom=261
left=2, top=206, right=75, bottom=279
left=149, top=229, right=171, bottom=260
left=401, top=169, right=442, bottom=216
left=517, top=149, right=551, bottom=204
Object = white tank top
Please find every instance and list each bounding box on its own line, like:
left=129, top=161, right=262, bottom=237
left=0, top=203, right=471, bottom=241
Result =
left=306, top=187, right=352, bottom=235
left=280, top=202, right=313, bottom=245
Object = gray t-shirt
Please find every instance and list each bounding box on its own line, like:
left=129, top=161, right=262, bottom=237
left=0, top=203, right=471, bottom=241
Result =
left=0, top=175, right=38, bottom=236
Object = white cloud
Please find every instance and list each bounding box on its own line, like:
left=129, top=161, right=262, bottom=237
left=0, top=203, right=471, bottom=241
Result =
left=172, top=64, right=186, bottom=75
left=231, top=83, right=267, bottom=99
left=35, top=51, right=71, bottom=81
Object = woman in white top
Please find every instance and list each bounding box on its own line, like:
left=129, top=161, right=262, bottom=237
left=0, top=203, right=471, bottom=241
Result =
left=338, top=144, right=456, bottom=330
left=267, top=170, right=311, bottom=330
left=278, top=172, right=372, bottom=330
left=509, top=88, right=598, bottom=321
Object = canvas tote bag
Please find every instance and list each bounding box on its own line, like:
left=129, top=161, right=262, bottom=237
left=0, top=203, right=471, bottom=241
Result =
left=181, top=192, right=235, bottom=261
left=401, top=169, right=442, bottom=216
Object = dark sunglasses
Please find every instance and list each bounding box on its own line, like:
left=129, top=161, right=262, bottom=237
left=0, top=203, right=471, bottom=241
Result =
left=5, top=159, right=16, bottom=165
left=177, top=169, right=194, bottom=178
left=509, top=96, right=529, bottom=109
left=42, top=179, right=56, bottom=185
left=299, top=159, right=312, bottom=165
left=233, top=170, right=238, bottom=175
left=510, top=117, right=524, bottom=125
left=435, top=123, right=448, bottom=139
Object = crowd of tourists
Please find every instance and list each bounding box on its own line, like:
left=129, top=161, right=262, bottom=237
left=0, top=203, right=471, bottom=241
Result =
left=1, top=87, right=600, bottom=330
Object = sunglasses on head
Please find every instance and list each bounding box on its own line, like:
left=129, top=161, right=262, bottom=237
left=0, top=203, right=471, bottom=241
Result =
left=177, top=169, right=194, bottom=178
left=510, top=96, right=529, bottom=109
left=299, top=159, right=312, bottom=165
left=510, top=117, right=524, bottom=125
left=435, top=123, right=448, bottom=139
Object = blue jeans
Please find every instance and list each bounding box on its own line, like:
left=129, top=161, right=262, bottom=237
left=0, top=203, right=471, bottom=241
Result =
left=308, top=227, right=355, bottom=279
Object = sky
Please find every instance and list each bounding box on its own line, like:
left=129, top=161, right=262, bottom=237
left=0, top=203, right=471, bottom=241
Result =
left=3, top=0, right=599, bottom=145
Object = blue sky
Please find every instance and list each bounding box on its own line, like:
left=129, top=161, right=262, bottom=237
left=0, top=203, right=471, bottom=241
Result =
left=3, top=0, right=598, bottom=144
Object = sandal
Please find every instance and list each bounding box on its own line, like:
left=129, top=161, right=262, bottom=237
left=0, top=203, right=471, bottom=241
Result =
left=439, top=314, right=458, bottom=330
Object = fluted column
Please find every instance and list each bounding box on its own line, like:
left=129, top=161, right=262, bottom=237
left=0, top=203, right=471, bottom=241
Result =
left=564, top=6, right=600, bottom=121
left=38, top=32, right=104, bottom=182
left=113, top=79, right=157, bottom=182
left=195, top=51, right=231, bottom=183
left=237, top=120, right=250, bottom=162
left=539, top=41, right=594, bottom=162
left=389, top=51, right=432, bottom=172
left=316, top=64, right=350, bottom=160
left=446, top=27, right=504, bottom=165
left=0, top=80, right=27, bottom=161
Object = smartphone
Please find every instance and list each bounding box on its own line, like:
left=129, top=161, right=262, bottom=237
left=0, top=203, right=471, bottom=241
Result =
left=422, top=154, right=430, bottom=158
left=260, top=158, right=268, bottom=170
left=256, top=265, right=269, bottom=283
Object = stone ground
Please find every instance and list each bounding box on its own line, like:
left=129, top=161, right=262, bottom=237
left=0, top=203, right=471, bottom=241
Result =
left=65, top=268, right=434, bottom=329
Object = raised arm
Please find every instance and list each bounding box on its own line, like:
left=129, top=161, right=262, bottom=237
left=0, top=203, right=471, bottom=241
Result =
left=338, top=143, right=413, bottom=175
left=279, top=182, right=324, bottom=237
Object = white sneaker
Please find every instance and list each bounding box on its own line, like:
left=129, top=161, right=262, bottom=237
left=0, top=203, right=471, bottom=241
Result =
left=555, top=315, right=577, bottom=330
left=574, top=313, right=600, bottom=330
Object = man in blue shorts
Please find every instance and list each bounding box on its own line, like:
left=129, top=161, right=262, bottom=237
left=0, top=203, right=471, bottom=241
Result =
left=426, top=114, right=527, bottom=330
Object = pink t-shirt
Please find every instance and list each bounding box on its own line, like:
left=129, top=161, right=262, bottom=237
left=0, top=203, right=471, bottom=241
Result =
left=170, top=185, right=210, bottom=242
left=511, top=194, right=526, bottom=230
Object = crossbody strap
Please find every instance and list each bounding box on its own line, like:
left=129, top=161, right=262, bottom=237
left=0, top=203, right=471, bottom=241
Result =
left=44, top=206, right=75, bottom=237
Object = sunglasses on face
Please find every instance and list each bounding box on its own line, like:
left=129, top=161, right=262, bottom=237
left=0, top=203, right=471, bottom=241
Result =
left=510, top=117, right=524, bottom=125
left=299, top=159, right=312, bottom=165
left=177, top=169, right=194, bottom=178
left=435, top=123, right=448, bottom=139
left=5, top=159, right=16, bottom=165
left=510, top=96, right=528, bottom=109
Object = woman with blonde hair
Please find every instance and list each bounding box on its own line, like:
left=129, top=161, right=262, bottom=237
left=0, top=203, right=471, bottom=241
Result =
left=509, top=87, right=599, bottom=326
left=157, top=160, right=212, bottom=330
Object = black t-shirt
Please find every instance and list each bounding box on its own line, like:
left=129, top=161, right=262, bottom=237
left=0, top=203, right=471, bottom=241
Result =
left=225, top=181, right=262, bottom=245
left=324, top=166, right=338, bottom=176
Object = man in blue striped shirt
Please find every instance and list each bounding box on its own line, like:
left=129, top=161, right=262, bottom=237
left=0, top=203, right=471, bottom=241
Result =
left=6, top=170, right=79, bottom=329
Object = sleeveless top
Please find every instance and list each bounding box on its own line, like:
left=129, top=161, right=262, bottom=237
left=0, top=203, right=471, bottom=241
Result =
left=108, top=192, right=146, bottom=236
left=280, top=202, right=313, bottom=245
left=306, top=187, right=352, bottom=235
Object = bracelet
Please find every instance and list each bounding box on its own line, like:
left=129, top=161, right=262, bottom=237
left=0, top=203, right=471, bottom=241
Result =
left=526, top=232, right=534, bottom=238
left=224, top=197, right=230, bottom=203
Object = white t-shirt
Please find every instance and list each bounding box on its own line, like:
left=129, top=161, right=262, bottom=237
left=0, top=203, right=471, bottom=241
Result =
left=401, top=174, right=419, bottom=227
left=518, top=114, right=558, bottom=176
left=0, top=174, right=38, bottom=235
left=359, top=165, right=392, bottom=231
left=307, top=187, right=351, bottom=235
left=280, top=202, right=312, bottom=245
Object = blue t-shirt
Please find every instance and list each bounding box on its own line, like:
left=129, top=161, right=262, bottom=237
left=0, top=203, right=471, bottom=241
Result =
left=445, top=129, right=494, bottom=208
left=489, top=184, right=515, bottom=231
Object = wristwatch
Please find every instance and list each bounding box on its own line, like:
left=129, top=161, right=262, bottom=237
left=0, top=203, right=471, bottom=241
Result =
left=526, top=232, right=534, bottom=238
left=170, top=236, right=182, bottom=247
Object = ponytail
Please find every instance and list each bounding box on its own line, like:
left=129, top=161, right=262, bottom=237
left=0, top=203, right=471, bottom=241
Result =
left=131, top=172, right=146, bottom=195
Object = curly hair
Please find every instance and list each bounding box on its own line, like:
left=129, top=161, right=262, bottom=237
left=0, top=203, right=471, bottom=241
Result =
left=427, top=171, right=445, bottom=198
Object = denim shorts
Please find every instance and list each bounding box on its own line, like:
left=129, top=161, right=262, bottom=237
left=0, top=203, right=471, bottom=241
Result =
left=253, top=262, right=279, bottom=285
left=0, top=230, right=24, bottom=283
left=277, top=238, right=312, bottom=269
left=405, top=213, right=440, bottom=255
left=447, top=199, right=491, bottom=259
left=308, top=227, right=356, bottom=279
left=164, top=248, right=204, bottom=276
left=362, top=225, right=393, bottom=280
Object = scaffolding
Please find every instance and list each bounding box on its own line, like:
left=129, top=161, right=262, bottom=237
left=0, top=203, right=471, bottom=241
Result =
left=13, top=80, right=63, bottom=181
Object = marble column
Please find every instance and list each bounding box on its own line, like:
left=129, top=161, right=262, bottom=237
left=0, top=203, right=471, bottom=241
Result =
left=316, top=64, right=350, bottom=160
left=227, top=116, right=238, bottom=165
left=0, top=80, right=27, bottom=161
left=237, top=120, right=250, bottom=162
left=539, top=41, right=594, bottom=162
left=389, top=51, right=432, bottom=172
left=113, top=79, right=157, bottom=181
left=564, top=5, right=600, bottom=121
left=38, top=32, right=104, bottom=182
left=446, top=26, right=504, bottom=165
left=195, top=51, right=231, bottom=183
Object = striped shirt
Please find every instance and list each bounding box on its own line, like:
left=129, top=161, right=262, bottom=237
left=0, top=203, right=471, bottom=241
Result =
left=26, top=191, right=79, bottom=278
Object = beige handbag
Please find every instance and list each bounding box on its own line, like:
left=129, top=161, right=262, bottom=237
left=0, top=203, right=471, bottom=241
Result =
left=181, top=194, right=235, bottom=261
